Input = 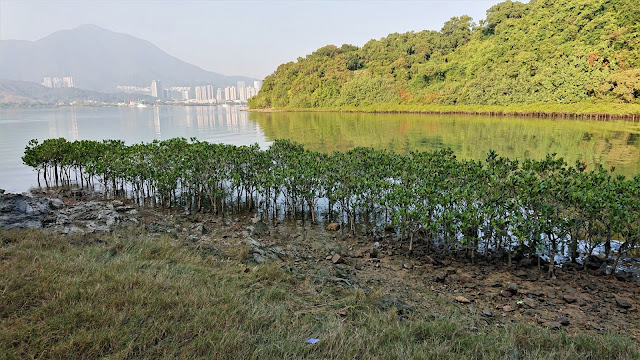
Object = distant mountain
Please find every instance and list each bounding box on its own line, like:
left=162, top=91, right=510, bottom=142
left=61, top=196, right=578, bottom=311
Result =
left=0, top=25, right=255, bottom=92
left=0, top=79, right=154, bottom=105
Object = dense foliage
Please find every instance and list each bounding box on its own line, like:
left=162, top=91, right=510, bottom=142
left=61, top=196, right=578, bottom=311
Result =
left=23, top=137, right=640, bottom=276
left=249, top=0, right=640, bottom=109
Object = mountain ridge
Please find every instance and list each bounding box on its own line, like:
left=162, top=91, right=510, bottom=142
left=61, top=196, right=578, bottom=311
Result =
left=0, top=25, right=255, bottom=92
left=0, top=78, right=155, bottom=105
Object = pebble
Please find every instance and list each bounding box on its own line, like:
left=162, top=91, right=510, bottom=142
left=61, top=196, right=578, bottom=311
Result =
left=522, top=298, right=537, bottom=308
left=616, top=298, right=632, bottom=309
left=556, top=316, right=570, bottom=326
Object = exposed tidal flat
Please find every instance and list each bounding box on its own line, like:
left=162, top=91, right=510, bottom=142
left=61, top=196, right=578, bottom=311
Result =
left=1, top=188, right=640, bottom=359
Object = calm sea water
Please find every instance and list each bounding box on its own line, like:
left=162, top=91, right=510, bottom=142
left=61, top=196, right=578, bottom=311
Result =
left=1, top=105, right=640, bottom=193
left=0, top=106, right=270, bottom=193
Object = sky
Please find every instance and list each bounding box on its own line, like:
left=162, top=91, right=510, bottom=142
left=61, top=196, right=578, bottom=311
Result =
left=0, top=0, right=510, bottom=79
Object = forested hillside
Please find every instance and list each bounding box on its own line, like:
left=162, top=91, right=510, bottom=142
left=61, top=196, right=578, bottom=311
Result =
left=249, top=0, right=640, bottom=109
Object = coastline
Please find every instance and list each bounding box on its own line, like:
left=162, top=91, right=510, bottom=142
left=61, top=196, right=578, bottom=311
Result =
left=1, top=188, right=640, bottom=357
left=248, top=102, right=640, bottom=121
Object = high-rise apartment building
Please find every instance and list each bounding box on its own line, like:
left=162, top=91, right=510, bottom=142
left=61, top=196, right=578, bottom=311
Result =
left=230, top=86, right=237, bottom=101
left=216, top=88, right=223, bottom=103
left=195, top=86, right=204, bottom=102
left=43, top=76, right=75, bottom=89
left=151, top=80, right=163, bottom=99
left=62, top=77, right=75, bottom=88
left=206, top=85, right=214, bottom=102
left=253, top=80, right=262, bottom=90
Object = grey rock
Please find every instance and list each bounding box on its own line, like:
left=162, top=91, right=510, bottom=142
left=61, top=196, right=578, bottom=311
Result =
left=548, top=322, right=562, bottom=330
left=376, top=296, right=414, bottom=315
left=251, top=220, right=269, bottom=237
left=505, top=282, right=519, bottom=294
left=435, top=272, right=448, bottom=282
left=49, top=198, right=65, bottom=209
left=522, top=298, right=537, bottom=309
left=191, top=223, right=207, bottom=235
left=616, top=298, right=632, bottom=309
left=252, top=253, right=266, bottom=264
left=556, top=316, right=570, bottom=326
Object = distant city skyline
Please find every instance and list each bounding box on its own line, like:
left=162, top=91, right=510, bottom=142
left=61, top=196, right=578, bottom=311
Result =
left=0, top=0, right=515, bottom=79
left=118, top=80, right=262, bottom=103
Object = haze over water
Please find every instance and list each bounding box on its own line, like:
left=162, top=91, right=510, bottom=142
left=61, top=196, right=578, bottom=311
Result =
left=2, top=106, right=640, bottom=193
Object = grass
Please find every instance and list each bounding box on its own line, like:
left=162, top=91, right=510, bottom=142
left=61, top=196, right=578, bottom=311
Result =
left=1, top=229, right=638, bottom=359
left=250, top=101, right=640, bottom=118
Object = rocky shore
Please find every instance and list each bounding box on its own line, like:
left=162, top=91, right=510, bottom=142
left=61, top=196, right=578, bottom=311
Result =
left=1, top=188, right=639, bottom=340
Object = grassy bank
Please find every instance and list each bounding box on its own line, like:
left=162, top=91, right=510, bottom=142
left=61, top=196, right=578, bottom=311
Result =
left=249, top=102, right=640, bottom=120
left=1, top=229, right=638, bottom=359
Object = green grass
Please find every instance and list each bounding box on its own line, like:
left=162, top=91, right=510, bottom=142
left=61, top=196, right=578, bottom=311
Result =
left=251, top=102, right=640, bottom=118
left=1, top=229, right=638, bottom=359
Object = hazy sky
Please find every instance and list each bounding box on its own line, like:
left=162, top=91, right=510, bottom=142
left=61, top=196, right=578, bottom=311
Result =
left=1, top=0, right=510, bottom=79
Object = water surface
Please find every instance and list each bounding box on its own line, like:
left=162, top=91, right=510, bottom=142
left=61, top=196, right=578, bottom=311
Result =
left=1, top=106, right=640, bottom=193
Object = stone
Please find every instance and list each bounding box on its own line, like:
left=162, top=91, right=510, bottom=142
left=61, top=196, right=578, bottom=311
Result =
left=446, top=266, right=457, bottom=274
left=252, top=253, right=266, bottom=264
left=614, top=272, right=631, bottom=282
left=423, top=255, right=435, bottom=264
left=435, top=272, right=448, bottom=282
left=191, top=223, right=207, bottom=235
left=49, top=198, right=65, bottom=209
left=377, top=296, right=414, bottom=315
left=556, top=316, right=570, bottom=326
left=403, top=263, right=413, bottom=270
left=331, top=254, right=344, bottom=264
left=563, top=295, right=577, bottom=304
left=526, top=273, right=539, bottom=281
left=455, top=296, right=471, bottom=304
left=505, top=282, right=519, bottom=294
left=482, top=310, right=494, bottom=317
left=251, top=220, right=269, bottom=237
left=500, top=290, right=514, bottom=298
left=616, top=298, right=632, bottom=309
left=503, top=305, right=514, bottom=312
left=326, top=223, right=340, bottom=231
left=584, top=255, right=604, bottom=270
left=548, top=322, right=562, bottom=330
left=522, top=298, right=537, bottom=309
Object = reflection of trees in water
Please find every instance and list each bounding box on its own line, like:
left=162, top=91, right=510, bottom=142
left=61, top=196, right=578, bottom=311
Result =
left=251, top=112, right=640, bottom=176
left=588, top=132, right=640, bottom=170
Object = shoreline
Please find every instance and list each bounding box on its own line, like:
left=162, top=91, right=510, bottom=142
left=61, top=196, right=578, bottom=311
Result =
left=2, top=188, right=640, bottom=350
left=248, top=103, right=640, bottom=121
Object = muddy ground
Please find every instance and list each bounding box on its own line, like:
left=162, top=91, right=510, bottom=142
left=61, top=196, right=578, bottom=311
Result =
left=2, top=188, right=639, bottom=340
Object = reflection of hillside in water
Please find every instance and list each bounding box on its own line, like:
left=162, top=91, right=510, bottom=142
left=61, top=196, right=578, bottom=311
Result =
left=250, top=112, right=640, bottom=176
left=588, top=132, right=640, bottom=170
